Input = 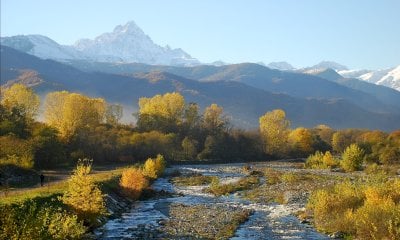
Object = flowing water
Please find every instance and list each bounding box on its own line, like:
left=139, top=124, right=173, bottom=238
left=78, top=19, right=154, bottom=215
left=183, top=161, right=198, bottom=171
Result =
left=95, top=164, right=329, bottom=239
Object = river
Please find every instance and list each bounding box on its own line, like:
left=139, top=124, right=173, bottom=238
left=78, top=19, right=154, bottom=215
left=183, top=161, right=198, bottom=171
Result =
left=95, top=163, right=329, bottom=239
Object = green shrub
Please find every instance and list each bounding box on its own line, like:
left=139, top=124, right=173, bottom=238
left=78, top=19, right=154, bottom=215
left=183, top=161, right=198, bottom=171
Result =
left=305, top=151, right=338, bottom=169
left=341, top=144, right=364, bottom=172
left=0, top=198, right=86, bottom=240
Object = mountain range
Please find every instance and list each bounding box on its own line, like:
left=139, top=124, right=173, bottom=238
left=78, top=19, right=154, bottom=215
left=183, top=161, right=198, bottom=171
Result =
left=1, top=21, right=398, bottom=91
left=1, top=21, right=400, bottom=131
left=1, top=45, right=400, bottom=131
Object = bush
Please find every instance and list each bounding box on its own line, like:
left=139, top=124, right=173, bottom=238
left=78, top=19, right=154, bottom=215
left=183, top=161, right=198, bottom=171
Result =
left=379, top=146, right=400, bottom=165
left=0, top=198, right=86, bottom=240
left=281, top=172, right=300, bottom=184
left=142, top=154, right=166, bottom=179
left=341, top=144, right=365, bottom=172
left=307, top=178, right=400, bottom=239
left=60, top=159, right=107, bottom=226
left=307, top=181, right=364, bottom=233
left=305, top=151, right=338, bottom=169
left=119, top=168, right=149, bottom=200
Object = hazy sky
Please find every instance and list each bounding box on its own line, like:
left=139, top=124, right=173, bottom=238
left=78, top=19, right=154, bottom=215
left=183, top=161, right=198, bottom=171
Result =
left=1, top=0, right=399, bottom=69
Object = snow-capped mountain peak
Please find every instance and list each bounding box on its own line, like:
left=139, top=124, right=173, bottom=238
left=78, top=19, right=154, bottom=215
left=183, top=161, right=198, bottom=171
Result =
left=374, top=65, right=400, bottom=91
left=0, top=34, right=85, bottom=60
left=1, top=21, right=200, bottom=66
left=311, top=61, right=348, bottom=71
left=338, top=65, right=400, bottom=92
left=267, top=61, right=295, bottom=70
left=72, top=21, right=199, bottom=65
left=114, top=21, right=143, bottom=34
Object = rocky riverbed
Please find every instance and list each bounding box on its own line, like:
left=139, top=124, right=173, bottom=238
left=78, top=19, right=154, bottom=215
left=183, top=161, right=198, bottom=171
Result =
left=95, top=162, right=331, bottom=239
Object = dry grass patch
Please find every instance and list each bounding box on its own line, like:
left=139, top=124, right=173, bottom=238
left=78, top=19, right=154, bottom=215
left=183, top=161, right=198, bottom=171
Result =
left=207, top=176, right=260, bottom=196
left=171, top=173, right=217, bottom=186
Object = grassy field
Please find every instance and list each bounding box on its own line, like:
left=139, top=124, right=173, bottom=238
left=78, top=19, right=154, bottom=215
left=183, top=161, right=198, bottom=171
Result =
left=0, top=167, right=126, bottom=204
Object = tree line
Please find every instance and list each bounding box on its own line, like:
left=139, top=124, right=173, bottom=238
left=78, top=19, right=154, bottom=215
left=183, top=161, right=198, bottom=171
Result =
left=1, top=83, right=399, bottom=171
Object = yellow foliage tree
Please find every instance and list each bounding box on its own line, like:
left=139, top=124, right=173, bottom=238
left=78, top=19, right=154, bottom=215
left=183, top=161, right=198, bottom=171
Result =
left=120, top=168, right=149, bottom=199
left=61, top=159, right=106, bottom=225
left=44, top=91, right=106, bottom=139
left=138, top=92, right=185, bottom=131
left=143, top=158, right=157, bottom=179
left=1, top=83, right=40, bottom=119
left=288, top=127, right=314, bottom=155
left=142, top=154, right=166, bottom=179
left=154, top=154, right=166, bottom=175
left=139, top=92, right=185, bottom=119
left=203, top=103, right=226, bottom=132
left=259, top=109, right=290, bottom=156
left=305, top=151, right=338, bottom=169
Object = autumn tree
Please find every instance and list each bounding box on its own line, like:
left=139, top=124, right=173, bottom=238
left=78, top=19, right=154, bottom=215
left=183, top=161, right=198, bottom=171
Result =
left=130, top=131, right=176, bottom=160
left=202, top=103, right=227, bottom=134
left=357, top=130, right=387, bottom=145
left=44, top=91, right=106, bottom=139
left=0, top=104, right=29, bottom=137
left=331, top=129, right=364, bottom=153
left=181, top=137, right=198, bottom=160
left=183, top=102, right=200, bottom=132
left=137, top=92, right=185, bottom=132
left=1, top=83, right=40, bottom=119
left=61, top=159, right=106, bottom=225
left=259, top=109, right=290, bottom=157
left=312, top=124, right=334, bottom=147
left=197, top=135, right=219, bottom=160
left=288, top=127, right=314, bottom=156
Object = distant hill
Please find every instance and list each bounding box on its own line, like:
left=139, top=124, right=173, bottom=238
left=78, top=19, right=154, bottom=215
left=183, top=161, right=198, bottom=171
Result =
left=305, top=68, right=400, bottom=109
left=1, top=46, right=400, bottom=131
left=65, top=60, right=400, bottom=115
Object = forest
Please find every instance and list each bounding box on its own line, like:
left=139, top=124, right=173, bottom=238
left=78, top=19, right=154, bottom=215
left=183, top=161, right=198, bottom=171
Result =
left=2, top=83, right=399, bottom=170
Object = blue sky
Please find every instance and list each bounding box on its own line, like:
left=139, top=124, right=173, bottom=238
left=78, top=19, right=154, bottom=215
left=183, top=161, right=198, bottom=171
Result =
left=1, top=0, right=399, bottom=69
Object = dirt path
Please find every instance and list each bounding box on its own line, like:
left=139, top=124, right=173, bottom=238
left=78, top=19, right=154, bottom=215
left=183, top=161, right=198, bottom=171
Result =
left=2, top=164, right=127, bottom=196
